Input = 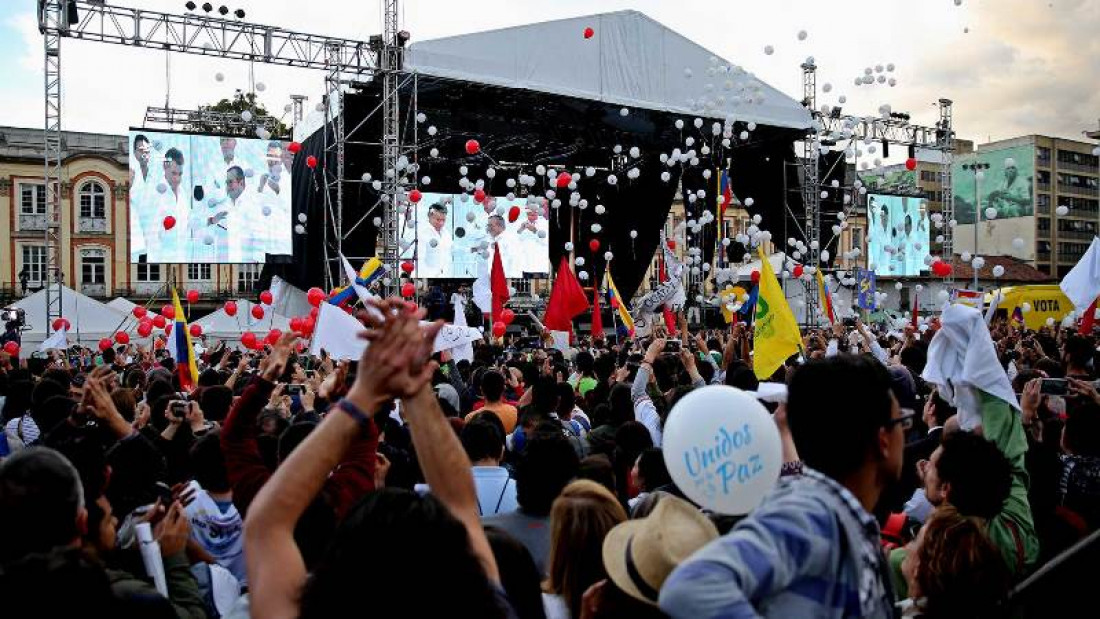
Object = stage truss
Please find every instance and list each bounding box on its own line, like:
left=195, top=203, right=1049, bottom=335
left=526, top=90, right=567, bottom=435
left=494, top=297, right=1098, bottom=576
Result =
left=38, top=0, right=408, bottom=333
left=796, top=61, right=956, bottom=326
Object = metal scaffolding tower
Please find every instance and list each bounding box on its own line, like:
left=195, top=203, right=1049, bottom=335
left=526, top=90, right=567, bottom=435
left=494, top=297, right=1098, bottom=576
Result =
left=800, top=62, right=822, bottom=325
left=38, top=0, right=405, bottom=330
left=937, top=98, right=956, bottom=283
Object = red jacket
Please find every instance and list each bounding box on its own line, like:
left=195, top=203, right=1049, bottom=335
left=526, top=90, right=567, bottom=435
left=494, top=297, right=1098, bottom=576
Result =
left=220, top=376, right=377, bottom=521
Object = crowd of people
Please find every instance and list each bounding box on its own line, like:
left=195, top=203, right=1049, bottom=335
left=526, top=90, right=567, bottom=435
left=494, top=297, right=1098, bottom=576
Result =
left=0, top=295, right=1097, bottom=618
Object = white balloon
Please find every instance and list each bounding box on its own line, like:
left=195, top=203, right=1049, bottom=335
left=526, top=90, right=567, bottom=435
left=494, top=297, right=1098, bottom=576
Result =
left=1022, top=302, right=1032, bottom=313
left=662, top=386, right=782, bottom=515
left=764, top=45, right=775, bottom=55
left=895, top=282, right=904, bottom=290
left=630, top=230, right=638, bottom=239
left=1056, top=205, right=1069, bottom=216
left=575, top=257, right=586, bottom=267
left=372, top=217, right=382, bottom=226
left=416, top=112, right=427, bottom=123
left=240, top=110, right=253, bottom=122
left=294, top=224, right=306, bottom=235
left=255, top=82, right=266, bottom=92
left=427, top=126, right=438, bottom=136
left=744, top=197, right=755, bottom=207
left=215, top=72, right=225, bottom=82
left=429, top=147, right=439, bottom=158
left=620, top=107, right=630, bottom=116
left=564, top=242, right=574, bottom=252
left=797, top=30, right=808, bottom=41
left=985, top=207, right=997, bottom=220
left=992, top=265, right=1005, bottom=277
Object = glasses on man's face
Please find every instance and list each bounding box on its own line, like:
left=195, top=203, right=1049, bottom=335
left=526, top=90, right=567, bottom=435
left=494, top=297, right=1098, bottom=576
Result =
left=885, top=409, right=916, bottom=432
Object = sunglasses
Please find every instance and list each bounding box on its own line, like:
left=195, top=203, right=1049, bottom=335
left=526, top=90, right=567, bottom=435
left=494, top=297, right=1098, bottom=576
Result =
left=884, top=410, right=916, bottom=431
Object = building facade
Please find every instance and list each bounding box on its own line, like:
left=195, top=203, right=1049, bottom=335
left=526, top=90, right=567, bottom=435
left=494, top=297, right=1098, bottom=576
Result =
left=0, top=126, right=263, bottom=309
left=953, top=135, right=1099, bottom=278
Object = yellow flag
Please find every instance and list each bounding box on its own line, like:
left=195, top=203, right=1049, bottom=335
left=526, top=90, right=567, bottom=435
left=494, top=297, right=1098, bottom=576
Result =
left=752, top=247, right=803, bottom=379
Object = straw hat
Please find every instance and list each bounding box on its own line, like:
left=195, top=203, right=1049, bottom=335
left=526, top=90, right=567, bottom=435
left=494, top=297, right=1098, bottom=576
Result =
left=601, top=494, right=719, bottom=606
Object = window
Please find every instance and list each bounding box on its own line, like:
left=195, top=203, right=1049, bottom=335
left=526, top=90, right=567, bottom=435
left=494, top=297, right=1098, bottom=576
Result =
left=1058, top=173, right=1099, bottom=189
left=21, top=245, right=47, bottom=283
left=1038, top=218, right=1051, bottom=232
left=78, top=181, right=107, bottom=218
left=920, top=170, right=937, bottom=182
left=849, top=227, right=864, bottom=252
left=136, top=263, right=162, bottom=282
left=20, top=183, right=46, bottom=215
left=237, top=264, right=262, bottom=292
left=1037, top=170, right=1051, bottom=184
left=188, top=264, right=212, bottom=280
left=1037, top=147, right=1051, bottom=165
left=1057, top=149, right=1099, bottom=168
left=81, top=249, right=106, bottom=284
left=1037, top=194, right=1051, bottom=208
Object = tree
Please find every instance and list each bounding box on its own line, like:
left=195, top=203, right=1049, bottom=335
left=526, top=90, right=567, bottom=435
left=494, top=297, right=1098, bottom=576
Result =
left=183, top=90, right=290, bottom=138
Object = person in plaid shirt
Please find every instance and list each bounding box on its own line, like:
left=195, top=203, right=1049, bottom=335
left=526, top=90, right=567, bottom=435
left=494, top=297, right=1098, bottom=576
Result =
left=661, top=355, right=905, bottom=618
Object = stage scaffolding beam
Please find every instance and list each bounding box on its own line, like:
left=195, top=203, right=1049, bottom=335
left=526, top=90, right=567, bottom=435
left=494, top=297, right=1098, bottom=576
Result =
left=801, top=61, right=821, bottom=327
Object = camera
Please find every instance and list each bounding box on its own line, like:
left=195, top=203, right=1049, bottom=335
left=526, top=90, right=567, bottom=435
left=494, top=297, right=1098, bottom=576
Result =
left=0, top=308, right=24, bottom=327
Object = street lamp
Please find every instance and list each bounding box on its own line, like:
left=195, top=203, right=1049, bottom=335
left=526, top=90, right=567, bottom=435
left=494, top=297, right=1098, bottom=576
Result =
left=961, top=162, right=990, bottom=289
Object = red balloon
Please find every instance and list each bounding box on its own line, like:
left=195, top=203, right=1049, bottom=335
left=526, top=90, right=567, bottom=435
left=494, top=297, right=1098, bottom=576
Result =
left=474, top=188, right=487, bottom=203
left=556, top=173, right=572, bottom=189
left=259, top=290, right=274, bottom=305
left=307, top=287, right=326, bottom=307
left=583, top=26, right=595, bottom=39
left=190, top=324, right=203, bottom=337
left=3, top=341, right=19, bottom=356
left=309, top=307, right=319, bottom=319
left=114, top=331, right=130, bottom=345
left=288, top=141, right=302, bottom=154
left=163, top=216, right=176, bottom=230
left=905, top=158, right=917, bottom=171
left=401, top=261, right=415, bottom=274
left=186, top=289, right=200, bottom=303
left=465, top=139, right=480, bottom=155
left=224, top=301, right=238, bottom=316
left=409, top=189, right=423, bottom=204
left=492, top=322, right=507, bottom=338
left=306, top=155, right=318, bottom=169
left=251, top=305, right=265, bottom=320
left=165, top=323, right=173, bottom=336
left=154, top=338, right=165, bottom=350
left=241, top=332, right=258, bottom=349
left=301, top=317, right=315, bottom=337
left=132, top=306, right=147, bottom=319
left=501, top=308, right=516, bottom=325
left=750, top=270, right=761, bottom=284
left=98, top=338, right=112, bottom=352
left=137, top=321, right=153, bottom=338
left=401, top=282, right=416, bottom=298
left=289, top=317, right=303, bottom=333
left=52, top=317, right=71, bottom=331
left=589, top=239, right=601, bottom=253
left=265, top=329, right=282, bottom=346
left=666, top=239, right=677, bottom=250
left=508, top=205, right=521, bottom=223
left=792, top=264, right=804, bottom=278
left=152, top=314, right=167, bottom=329
left=161, top=304, right=175, bottom=320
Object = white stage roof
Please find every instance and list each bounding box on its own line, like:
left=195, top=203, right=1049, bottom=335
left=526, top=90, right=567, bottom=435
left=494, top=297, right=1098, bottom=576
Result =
left=406, top=11, right=811, bottom=131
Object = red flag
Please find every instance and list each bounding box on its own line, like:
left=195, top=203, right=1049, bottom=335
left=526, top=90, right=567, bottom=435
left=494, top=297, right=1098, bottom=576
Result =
left=544, top=257, right=590, bottom=332
left=663, top=306, right=678, bottom=336
left=911, top=292, right=919, bottom=330
left=1080, top=297, right=1099, bottom=335
left=591, top=286, right=604, bottom=340
left=491, top=243, right=509, bottom=324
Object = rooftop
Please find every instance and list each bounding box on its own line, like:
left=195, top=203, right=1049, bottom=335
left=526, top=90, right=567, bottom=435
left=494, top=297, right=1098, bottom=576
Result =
left=948, top=254, right=1055, bottom=284
left=0, top=126, right=128, bottom=165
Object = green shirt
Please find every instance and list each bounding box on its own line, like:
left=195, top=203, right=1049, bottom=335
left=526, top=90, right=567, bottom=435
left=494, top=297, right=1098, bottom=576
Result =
left=890, top=390, right=1039, bottom=598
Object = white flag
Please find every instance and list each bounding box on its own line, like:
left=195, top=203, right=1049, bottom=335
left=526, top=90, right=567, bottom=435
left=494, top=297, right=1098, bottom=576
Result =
left=1060, top=236, right=1100, bottom=310
left=308, top=302, right=368, bottom=361
left=449, top=293, right=474, bottom=363
left=38, top=328, right=68, bottom=353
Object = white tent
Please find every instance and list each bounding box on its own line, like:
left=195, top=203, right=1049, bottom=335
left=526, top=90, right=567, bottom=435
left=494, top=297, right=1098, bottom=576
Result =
left=192, top=300, right=291, bottom=343
left=406, top=10, right=811, bottom=130
left=269, top=275, right=314, bottom=320
left=107, top=297, right=139, bottom=315
left=13, top=286, right=132, bottom=352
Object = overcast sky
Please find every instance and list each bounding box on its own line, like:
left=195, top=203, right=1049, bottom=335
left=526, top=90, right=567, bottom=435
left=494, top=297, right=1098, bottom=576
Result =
left=2, top=0, right=1097, bottom=145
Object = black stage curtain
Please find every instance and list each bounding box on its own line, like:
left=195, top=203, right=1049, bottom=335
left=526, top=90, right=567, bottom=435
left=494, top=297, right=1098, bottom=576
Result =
left=269, top=75, right=804, bottom=302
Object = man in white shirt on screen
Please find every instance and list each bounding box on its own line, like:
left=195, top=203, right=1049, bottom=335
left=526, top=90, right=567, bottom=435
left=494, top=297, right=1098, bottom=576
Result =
left=482, top=214, right=522, bottom=278
left=255, top=141, right=292, bottom=256
left=155, top=147, right=192, bottom=262
left=512, top=204, right=549, bottom=274
left=418, top=202, right=453, bottom=278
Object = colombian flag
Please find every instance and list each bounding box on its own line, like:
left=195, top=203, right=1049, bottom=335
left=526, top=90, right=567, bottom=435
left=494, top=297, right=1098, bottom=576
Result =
left=357, top=257, right=385, bottom=286
left=718, top=169, right=732, bottom=221
left=605, top=267, right=634, bottom=335
left=170, top=288, right=199, bottom=391
left=816, top=269, right=836, bottom=325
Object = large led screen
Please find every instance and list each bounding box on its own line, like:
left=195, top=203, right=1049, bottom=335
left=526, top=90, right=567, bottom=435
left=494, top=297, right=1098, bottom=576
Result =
left=866, top=194, right=931, bottom=277
left=952, top=145, right=1034, bottom=224
left=401, top=193, right=551, bottom=279
left=129, top=131, right=293, bottom=263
